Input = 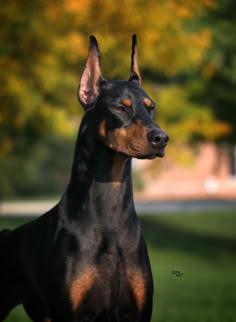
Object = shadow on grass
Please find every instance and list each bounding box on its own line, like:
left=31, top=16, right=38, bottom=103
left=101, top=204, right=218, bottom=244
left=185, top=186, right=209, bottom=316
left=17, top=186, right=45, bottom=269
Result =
left=140, top=216, right=236, bottom=260
left=0, top=216, right=34, bottom=229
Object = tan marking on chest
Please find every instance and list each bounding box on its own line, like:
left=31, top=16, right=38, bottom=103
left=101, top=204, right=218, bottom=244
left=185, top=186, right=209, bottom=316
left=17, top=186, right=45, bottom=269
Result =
left=70, top=267, right=98, bottom=311
left=127, top=269, right=146, bottom=311
left=111, top=154, right=127, bottom=187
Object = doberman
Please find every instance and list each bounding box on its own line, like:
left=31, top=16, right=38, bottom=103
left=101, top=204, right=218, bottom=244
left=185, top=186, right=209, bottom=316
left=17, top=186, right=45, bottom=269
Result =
left=0, top=35, right=168, bottom=322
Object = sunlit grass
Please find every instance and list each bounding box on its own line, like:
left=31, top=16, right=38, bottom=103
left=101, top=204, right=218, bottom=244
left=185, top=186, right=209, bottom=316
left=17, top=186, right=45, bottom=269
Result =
left=1, top=211, right=236, bottom=322
left=140, top=211, right=236, bottom=322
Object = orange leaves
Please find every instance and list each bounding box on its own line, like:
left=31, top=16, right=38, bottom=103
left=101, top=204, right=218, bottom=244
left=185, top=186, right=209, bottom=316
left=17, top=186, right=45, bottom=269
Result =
left=146, top=83, right=231, bottom=143
left=1, top=0, right=227, bottom=160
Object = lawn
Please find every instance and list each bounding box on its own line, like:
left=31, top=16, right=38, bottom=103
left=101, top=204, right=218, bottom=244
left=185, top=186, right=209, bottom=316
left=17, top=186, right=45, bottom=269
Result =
left=1, top=210, right=236, bottom=322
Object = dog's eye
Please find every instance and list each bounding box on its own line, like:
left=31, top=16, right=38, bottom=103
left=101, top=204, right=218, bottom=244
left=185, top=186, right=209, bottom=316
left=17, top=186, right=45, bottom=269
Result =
left=149, top=104, right=155, bottom=110
left=146, top=104, right=155, bottom=113
left=114, top=105, right=127, bottom=112
left=147, top=105, right=156, bottom=119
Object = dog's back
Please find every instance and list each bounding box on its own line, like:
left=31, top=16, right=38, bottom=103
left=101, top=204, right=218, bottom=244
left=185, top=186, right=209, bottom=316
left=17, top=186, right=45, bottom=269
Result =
left=0, top=229, right=11, bottom=260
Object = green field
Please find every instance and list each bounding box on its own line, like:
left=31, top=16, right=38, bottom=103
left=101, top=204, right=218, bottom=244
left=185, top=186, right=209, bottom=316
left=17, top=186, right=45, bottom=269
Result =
left=1, top=210, right=236, bottom=322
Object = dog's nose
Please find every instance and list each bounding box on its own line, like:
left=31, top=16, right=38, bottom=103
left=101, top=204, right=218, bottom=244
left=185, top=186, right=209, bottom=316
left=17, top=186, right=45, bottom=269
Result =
left=148, top=129, right=169, bottom=148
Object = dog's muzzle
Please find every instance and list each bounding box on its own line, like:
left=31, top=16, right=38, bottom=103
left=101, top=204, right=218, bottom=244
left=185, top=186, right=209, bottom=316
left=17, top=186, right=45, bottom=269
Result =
left=147, top=128, right=169, bottom=158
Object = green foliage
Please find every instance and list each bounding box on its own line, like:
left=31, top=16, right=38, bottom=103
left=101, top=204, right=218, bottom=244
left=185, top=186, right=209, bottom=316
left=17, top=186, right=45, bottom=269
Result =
left=0, top=0, right=218, bottom=155
left=132, top=168, right=145, bottom=192
left=146, top=82, right=230, bottom=142
left=0, top=135, right=75, bottom=199
left=0, top=0, right=235, bottom=197
left=198, top=0, right=236, bottom=141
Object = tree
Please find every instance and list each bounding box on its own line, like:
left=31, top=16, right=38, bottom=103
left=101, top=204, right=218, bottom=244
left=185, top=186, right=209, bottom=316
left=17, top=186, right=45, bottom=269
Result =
left=0, top=0, right=231, bottom=197
left=197, top=0, right=236, bottom=142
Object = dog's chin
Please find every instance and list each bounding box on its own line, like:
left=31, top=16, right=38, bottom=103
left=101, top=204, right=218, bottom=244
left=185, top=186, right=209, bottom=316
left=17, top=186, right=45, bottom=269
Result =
left=117, top=146, right=167, bottom=160
left=136, top=149, right=166, bottom=160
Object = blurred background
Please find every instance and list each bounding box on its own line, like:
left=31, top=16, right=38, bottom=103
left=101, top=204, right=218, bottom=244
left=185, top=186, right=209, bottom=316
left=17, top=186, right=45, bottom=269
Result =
left=0, top=0, right=236, bottom=200
left=0, top=1, right=236, bottom=322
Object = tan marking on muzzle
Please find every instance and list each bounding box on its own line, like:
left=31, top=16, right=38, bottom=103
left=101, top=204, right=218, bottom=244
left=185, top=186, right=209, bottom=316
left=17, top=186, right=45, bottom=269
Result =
left=109, top=120, right=149, bottom=155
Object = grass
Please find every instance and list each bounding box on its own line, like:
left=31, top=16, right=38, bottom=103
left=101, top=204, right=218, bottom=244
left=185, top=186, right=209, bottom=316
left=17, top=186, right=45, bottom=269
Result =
left=1, top=210, right=236, bottom=322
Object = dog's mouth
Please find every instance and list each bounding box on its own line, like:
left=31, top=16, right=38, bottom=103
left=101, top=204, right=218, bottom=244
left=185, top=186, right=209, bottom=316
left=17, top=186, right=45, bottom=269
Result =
left=105, top=132, right=168, bottom=160
left=133, top=144, right=167, bottom=160
left=137, top=150, right=165, bottom=159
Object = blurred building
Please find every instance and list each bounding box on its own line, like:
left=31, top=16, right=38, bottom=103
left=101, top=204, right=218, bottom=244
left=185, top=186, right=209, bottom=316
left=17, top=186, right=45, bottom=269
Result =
left=134, top=143, right=236, bottom=200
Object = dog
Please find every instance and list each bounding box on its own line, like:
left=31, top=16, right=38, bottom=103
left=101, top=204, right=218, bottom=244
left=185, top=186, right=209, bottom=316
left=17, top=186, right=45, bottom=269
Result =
left=0, top=35, right=168, bottom=322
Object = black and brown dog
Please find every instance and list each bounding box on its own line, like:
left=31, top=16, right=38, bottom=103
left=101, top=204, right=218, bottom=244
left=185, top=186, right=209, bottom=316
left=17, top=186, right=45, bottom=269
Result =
left=0, top=35, right=168, bottom=322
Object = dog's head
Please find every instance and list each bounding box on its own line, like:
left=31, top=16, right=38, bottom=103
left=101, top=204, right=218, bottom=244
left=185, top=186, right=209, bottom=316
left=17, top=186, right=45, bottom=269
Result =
left=78, top=35, right=169, bottom=159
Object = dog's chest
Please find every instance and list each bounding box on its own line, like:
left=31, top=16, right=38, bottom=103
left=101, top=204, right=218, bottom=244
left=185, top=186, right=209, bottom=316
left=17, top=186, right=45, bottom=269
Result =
left=68, top=260, right=147, bottom=318
left=56, top=224, right=149, bottom=317
left=64, top=233, right=146, bottom=316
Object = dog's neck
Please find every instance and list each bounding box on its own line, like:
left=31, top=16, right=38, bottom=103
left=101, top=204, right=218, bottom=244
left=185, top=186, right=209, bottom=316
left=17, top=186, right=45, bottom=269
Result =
left=62, top=118, right=135, bottom=224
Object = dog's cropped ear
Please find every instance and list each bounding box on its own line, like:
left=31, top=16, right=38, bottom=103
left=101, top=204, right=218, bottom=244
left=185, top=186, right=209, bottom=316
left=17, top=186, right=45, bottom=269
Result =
left=129, top=34, right=141, bottom=85
left=78, top=35, right=105, bottom=109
